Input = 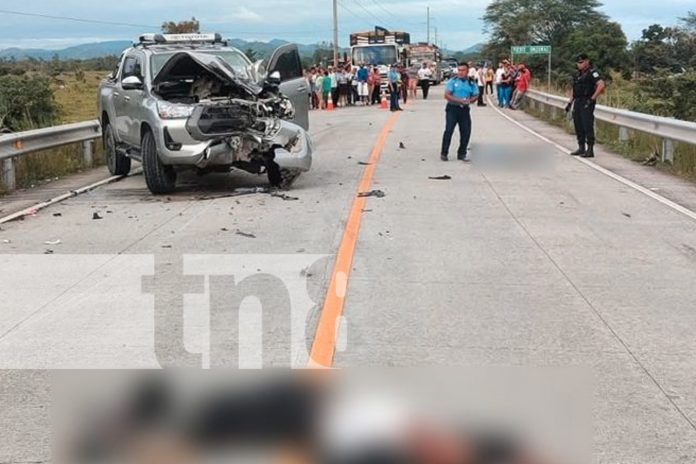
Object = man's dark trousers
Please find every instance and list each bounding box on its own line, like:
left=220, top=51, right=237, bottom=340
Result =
left=420, top=79, right=430, bottom=99
left=573, top=97, right=596, bottom=147
left=389, top=84, right=399, bottom=110
left=441, top=104, right=472, bottom=158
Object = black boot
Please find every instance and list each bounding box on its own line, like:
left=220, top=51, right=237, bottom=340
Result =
left=581, top=144, right=595, bottom=158
left=570, top=144, right=585, bottom=156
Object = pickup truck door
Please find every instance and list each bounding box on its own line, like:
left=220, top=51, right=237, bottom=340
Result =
left=114, top=53, right=146, bottom=146
left=267, top=44, right=309, bottom=130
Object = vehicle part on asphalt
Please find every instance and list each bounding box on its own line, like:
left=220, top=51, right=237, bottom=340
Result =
left=358, top=190, right=386, bottom=198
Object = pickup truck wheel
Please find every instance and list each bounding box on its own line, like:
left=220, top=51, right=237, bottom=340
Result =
left=141, top=130, right=176, bottom=195
left=279, top=169, right=301, bottom=189
left=103, top=124, right=131, bottom=176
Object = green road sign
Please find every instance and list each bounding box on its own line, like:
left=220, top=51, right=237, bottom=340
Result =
left=511, top=45, right=552, bottom=55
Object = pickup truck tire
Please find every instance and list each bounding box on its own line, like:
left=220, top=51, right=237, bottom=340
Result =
left=279, top=169, right=301, bottom=189
left=141, top=130, right=176, bottom=194
left=103, top=124, right=131, bottom=176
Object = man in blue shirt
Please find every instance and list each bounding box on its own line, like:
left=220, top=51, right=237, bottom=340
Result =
left=356, top=63, right=369, bottom=105
left=387, top=64, right=402, bottom=111
left=440, top=63, right=479, bottom=161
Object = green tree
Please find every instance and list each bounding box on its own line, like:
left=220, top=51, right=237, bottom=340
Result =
left=679, top=11, right=696, bottom=32
left=632, top=69, right=696, bottom=121
left=161, top=17, right=200, bottom=34
left=563, top=20, right=628, bottom=75
left=630, top=22, right=696, bottom=73
left=482, top=0, right=628, bottom=80
left=0, top=75, right=59, bottom=131
left=245, top=48, right=258, bottom=62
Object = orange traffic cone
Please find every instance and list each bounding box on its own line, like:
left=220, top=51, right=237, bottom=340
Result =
left=327, top=93, right=334, bottom=111
left=380, top=90, right=388, bottom=109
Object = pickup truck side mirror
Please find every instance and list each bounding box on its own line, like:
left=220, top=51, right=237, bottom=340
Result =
left=122, top=76, right=144, bottom=91
left=267, top=71, right=281, bottom=85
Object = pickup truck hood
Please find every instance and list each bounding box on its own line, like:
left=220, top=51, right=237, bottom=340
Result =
left=152, top=51, right=263, bottom=96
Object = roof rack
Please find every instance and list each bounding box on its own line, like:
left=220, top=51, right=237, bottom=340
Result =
left=138, top=33, right=225, bottom=46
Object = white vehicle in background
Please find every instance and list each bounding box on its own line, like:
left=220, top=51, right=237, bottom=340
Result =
left=350, top=27, right=410, bottom=92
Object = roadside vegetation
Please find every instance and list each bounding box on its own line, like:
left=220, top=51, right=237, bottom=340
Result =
left=478, top=0, right=696, bottom=179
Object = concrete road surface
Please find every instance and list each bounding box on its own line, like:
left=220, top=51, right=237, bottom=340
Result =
left=2, top=86, right=696, bottom=463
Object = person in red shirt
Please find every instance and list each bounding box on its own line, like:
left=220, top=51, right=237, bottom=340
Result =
left=510, top=63, right=531, bottom=110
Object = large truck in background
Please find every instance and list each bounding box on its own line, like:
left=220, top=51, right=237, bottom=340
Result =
left=407, top=42, right=443, bottom=84
left=350, top=27, right=410, bottom=91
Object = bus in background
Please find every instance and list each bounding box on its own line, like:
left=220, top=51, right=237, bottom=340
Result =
left=350, top=27, right=411, bottom=92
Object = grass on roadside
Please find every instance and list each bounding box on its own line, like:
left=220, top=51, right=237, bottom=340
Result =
left=523, top=100, right=696, bottom=182
left=1, top=71, right=107, bottom=193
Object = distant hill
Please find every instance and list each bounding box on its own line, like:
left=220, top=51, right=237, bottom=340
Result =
left=0, top=38, right=337, bottom=61
left=0, top=38, right=478, bottom=61
left=462, top=43, right=484, bottom=54
left=0, top=41, right=132, bottom=60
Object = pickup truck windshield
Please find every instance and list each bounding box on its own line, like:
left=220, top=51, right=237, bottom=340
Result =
left=151, top=50, right=251, bottom=79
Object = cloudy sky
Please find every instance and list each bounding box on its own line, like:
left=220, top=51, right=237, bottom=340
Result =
left=0, top=1, right=693, bottom=50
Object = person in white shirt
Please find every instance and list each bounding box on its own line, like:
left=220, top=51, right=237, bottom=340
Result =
left=476, top=64, right=487, bottom=107
left=417, top=63, right=433, bottom=99
left=494, top=62, right=505, bottom=107
left=468, top=63, right=477, bottom=80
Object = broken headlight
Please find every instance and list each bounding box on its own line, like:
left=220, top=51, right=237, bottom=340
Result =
left=157, top=101, right=195, bottom=120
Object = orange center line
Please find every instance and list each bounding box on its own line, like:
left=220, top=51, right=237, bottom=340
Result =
left=307, top=111, right=401, bottom=368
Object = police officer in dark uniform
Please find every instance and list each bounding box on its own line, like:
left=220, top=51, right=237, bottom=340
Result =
left=566, top=53, right=605, bottom=158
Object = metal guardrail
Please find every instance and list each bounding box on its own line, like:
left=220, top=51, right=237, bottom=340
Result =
left=0, top=120, right=101, bottom=191
left=525, top=89, right=696, bottom=163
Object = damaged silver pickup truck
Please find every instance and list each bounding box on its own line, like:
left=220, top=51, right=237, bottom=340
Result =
left=98, top=33, right=312, bottom=194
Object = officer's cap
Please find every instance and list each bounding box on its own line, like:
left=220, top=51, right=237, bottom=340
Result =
left=576, top=53, right=589, bottom=62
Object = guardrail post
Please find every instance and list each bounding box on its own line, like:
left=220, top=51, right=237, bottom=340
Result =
left=2, top=157, right=16, bottom=191
left=619, top=126, right=629, bottom=143
left=82, top=140, right=94, bottom=166
left=662, top=139, right=674, bottom=163
left=551, top=106, right=558, bottom=119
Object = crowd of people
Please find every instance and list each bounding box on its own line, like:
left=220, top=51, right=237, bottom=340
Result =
left=303, top=62, right=437, bottom=111
left=462, top=60, right=532, bottom=110
left=302, top=59, right=532, bottom=113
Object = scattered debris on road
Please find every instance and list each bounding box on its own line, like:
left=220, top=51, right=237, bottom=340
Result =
left=44, top=249, right=54, bottom=254
left=622, top=212, right=632, bottom=218
left=92, top=212, right=103, bottom=220
left=399, top=142, right=406, bottom=149
left=44, top=239, right=62, bottom=246
left=358, top=190, right=386, bottom=198
left=642, top=153, right=658, bottom=166
left=428, top=175, right=452, bottom=180
left=53, top=213, right=62, bottom=217
left=362, top=209, right=373, bottom=213
left=270, top=192, right=299, bottom=201
left=358, top=161, right=372, bottom=166
left=1, top=239, right=10, bottom=244
left=236, top=230, right=257, bottom=239
left=161, top=245, right=172, bottom=249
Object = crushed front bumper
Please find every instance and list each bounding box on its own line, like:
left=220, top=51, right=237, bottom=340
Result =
left=156, top=119, right=313, bottom=172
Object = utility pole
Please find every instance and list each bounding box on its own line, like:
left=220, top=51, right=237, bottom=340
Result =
left=427, top=6, right=430, bottom=45
left=434, top=26, right=438, bottom=46
left=332, top=0, right=339, bottom=67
